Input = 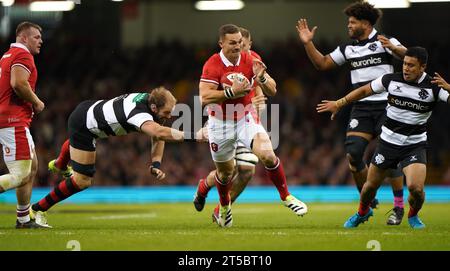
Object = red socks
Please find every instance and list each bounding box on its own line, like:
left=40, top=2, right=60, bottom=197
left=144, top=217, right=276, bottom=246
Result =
left=265, top=157, right=290, bottom=201
left=55, top=139, right=71, bottom=170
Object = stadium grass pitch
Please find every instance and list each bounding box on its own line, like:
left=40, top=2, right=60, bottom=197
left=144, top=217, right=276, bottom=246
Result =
left=0, top=202, right=449, bottom=251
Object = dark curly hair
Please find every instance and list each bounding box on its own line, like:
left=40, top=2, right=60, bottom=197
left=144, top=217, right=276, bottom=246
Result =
left=343, top=1, right=382, bottom=26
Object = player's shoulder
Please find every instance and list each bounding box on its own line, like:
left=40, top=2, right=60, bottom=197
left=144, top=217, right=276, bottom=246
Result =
left=377, top=32, right=396, bottom=40
left=204, top=53, right=221, bottom=65
left=383, top=72, right=403, bottom=82
left=249, top=50, right=262, bottom=61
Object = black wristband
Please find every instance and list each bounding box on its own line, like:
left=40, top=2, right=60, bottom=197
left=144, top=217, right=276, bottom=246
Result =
left=151, top=161, right=161, bottom=169
left=224, top=86, right=235, bottom=99
left=183, top=131, right=197, bottom=142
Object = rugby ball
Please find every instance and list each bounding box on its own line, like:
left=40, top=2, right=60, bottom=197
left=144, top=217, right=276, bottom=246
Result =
left=221, top=72, right=250, bottom=89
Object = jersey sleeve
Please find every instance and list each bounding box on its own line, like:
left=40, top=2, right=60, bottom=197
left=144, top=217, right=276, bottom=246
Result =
left=438, top=88, right=450, bottom=103
left=370, top=74, right=389, bottom=94
left=200, top=58, right=221, bottom=85
left=329, top=45, right=346, bottom=66
left=128, top=113, right=154, bottom=130
left=126, top=101, right=154, bottom=130
left=11, top=51, right=33, bottom=74
left=384, top=37, right=402, bottom=55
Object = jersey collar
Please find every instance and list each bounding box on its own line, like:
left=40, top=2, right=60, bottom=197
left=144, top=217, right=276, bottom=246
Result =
left=368, top=28, right=377, bottom=40
left=10, top=43, right=30, bottom=53
left=219, top=50, right=241, bottom=67
left=417, top=72, right=427, bottom=84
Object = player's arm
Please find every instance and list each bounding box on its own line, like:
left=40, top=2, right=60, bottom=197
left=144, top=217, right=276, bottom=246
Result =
left=141, top=121, right=205, bottom=143
left=296, top=19, right=336, bottom=71
left=10, top=66, right=45, bottom=113
left=252, top=86, right=267, bottom=117
left=431, top=72, right=450, bottom=104
left=377, top=35, right=407, bottom=60
left=199, top=79, right=250, bottom=106
left=432, top=72, right=450, bottom=92
left=316, top=83, right=374, bottom=120
left=149, top=137, right=166, bottom=181
left=253, top=59, right=277, bottom=96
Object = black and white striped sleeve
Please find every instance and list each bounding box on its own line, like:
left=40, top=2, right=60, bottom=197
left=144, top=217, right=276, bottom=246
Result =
left=370, top=74, right=389, bottom=94
left=127, top=103, right=154, bottom=130
left=329, top=45, right=346, bottom=66
left=438, top=88, right=450, bottom=103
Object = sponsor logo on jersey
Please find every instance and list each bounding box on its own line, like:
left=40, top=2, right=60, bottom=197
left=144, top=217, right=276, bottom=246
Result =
left=388, top=96, right=429, bottom=111
left=410, top=155, right=418, bottom=162
left=374, top=153, right=385, bottom=165
left=350, top=57, right=382, bottom=68
left=349, top=119, right=359, bottom=129
left=210, top=142, right=218, bottom=152
left=368, top=43, right=378, bottom=52
left=418, top=88, right=429, bottom=100
left=393, top=85, right=402, bottom=93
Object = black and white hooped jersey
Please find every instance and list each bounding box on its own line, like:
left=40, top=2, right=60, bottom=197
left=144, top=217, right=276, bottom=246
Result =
left=329, top=29, right=402, bottom=103
left=85, top=93, right=154, bottom=138
left=371, top=72, right=450, bottom=146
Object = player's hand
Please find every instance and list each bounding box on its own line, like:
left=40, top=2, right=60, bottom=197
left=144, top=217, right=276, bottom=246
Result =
left=252, top=58, right=267, bottom=81
left=195, top=127, right=209, bottom=143
left=251, top=95, right=267, bottom=115
left=231, top=75, right=251, bottom=98
left=317, top=100, right=339, bottom=120
left=377, top=35, right=394, bottom=50
left=33, top=100, right=45, bottom=114
left=149, top=166, right=166, bottom=181
left=296, top=18, right=317, bottom=44
left=432, top=72, right=450, bottom=91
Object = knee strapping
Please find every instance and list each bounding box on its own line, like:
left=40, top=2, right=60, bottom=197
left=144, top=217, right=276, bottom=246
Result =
left=0, top=160, right=32, bottom=190
left=345, top=136, right=369, bottom=172
left=71, top=160, right=96, bottom=177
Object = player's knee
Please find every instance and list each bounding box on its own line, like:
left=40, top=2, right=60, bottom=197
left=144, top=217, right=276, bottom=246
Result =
left=237, top=167, right=254, bottom=184
left=73, top=174, right=93, bottom=189
left=408, top=184, right=424, bottom=197
left=2, top=160, right=32, bottom=190
left=259, top=151, right=277, bottom=167
left=217, top=168, right=235, bottom=184
left=345, top=136, right=369, bottom=172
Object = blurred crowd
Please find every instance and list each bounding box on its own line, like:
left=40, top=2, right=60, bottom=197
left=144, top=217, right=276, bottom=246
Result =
left=1, top=33, right=449, bottom=187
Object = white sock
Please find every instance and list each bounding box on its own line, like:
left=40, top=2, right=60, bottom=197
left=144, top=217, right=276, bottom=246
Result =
left=17, top=204, right=30, bottom=224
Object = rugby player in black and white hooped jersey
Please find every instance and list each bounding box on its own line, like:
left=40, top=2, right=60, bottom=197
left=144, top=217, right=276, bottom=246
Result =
left=297, top=1, right=408, bottom=225
left=317, top=47, right=450, bottom=229
left=29, top=87, right=206, bottom=226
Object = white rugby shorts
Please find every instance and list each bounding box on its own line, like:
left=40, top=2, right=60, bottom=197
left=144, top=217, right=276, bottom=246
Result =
left=207, top=112, right=266, bottom=162
left=0, top=126, right=35, bottom=162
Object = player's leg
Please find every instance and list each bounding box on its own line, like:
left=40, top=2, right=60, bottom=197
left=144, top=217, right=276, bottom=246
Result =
left=403, top=163, right=426, bottom=229
left=400, top=146, right=427, bottom=229
left=48, top=139, right=73, bottom=178
left=32, top=105, right=97, bottom=215
left=211, top=162, right=256, bottom=224
left=0, top=127, right=33, bottom=193
left=345, top=131, right=380, bottom=207
left=15, top=148, right=38, bottom=227
left=193, top=170, right=215, bottom=211
left=214, top=159, right=236, bottom=228
left=344, top=163, right=386, bottom=228
left=231, top=144, right=258, bottom=202
left=232, top=164, right=255, bottom=202
left=251, top=132, right=307, bottom=216
left=385, top=169, right=405, bottom=225
left=206, top=117, right=238, bottom=227
left=32, top=145, right=95, bottom=213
